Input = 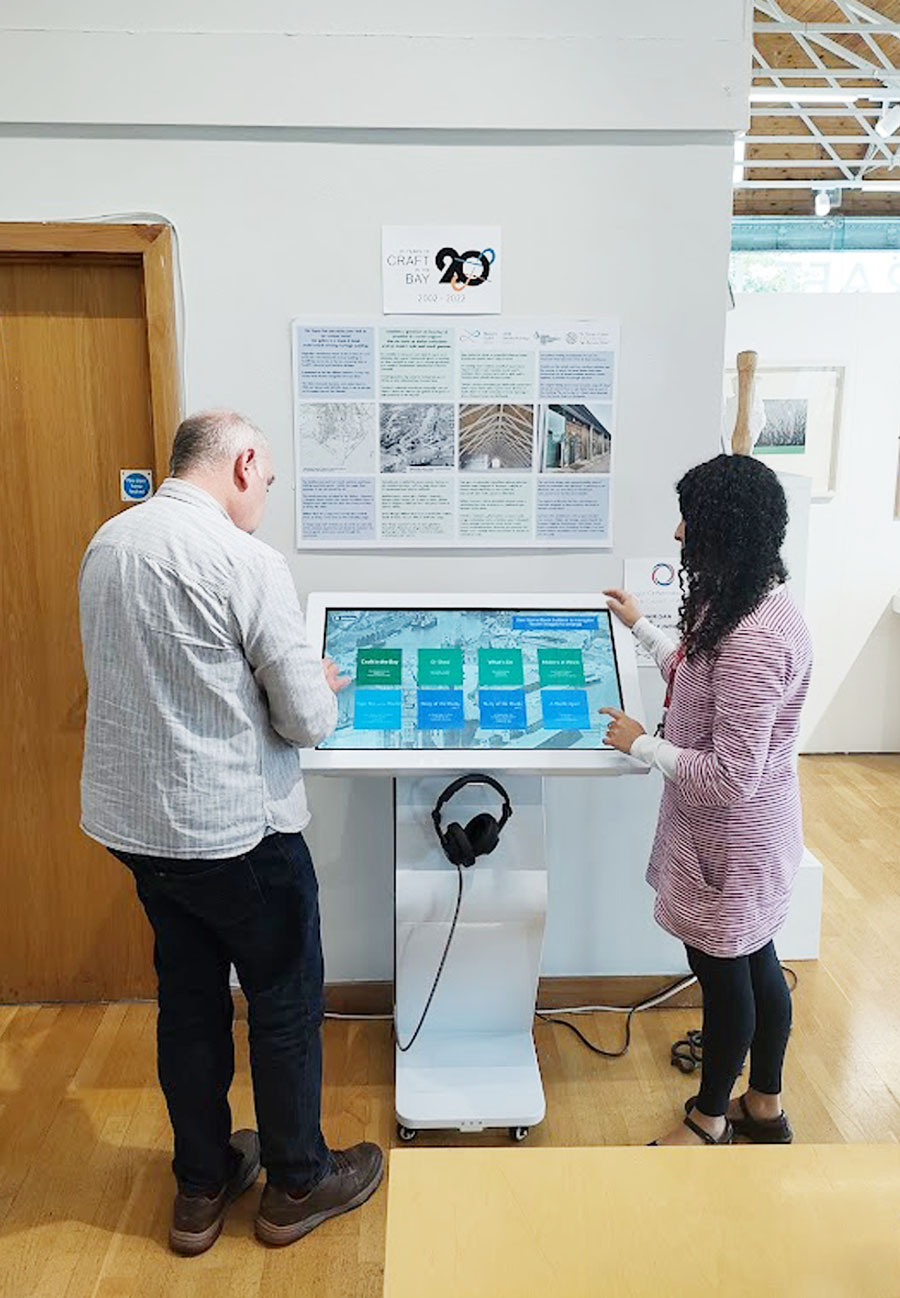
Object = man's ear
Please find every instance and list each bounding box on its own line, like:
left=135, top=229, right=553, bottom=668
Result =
left=234, top=446, right=256, bottom=490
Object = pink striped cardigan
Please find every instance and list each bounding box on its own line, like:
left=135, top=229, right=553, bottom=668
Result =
left=648, top=585, right=813, bottom=958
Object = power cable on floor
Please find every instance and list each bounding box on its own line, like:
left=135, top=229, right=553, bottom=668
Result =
left=323, top=966, right=801, bottom=1069
left=535, top=974, right=699, bottom=1059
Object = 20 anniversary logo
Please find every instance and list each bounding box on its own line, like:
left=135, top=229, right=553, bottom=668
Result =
left=435, top=246, right=496, bottom=292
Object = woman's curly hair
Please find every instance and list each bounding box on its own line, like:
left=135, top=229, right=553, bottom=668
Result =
left=677, top=454, right=788, bottom=660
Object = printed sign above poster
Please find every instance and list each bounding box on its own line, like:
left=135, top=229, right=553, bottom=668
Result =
left=291, top=316, right=619, bottom=550
left=382, top=226, right=501, bottom=314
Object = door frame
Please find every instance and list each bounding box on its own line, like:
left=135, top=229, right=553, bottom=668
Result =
left=0, top=222, right=181, bottom=478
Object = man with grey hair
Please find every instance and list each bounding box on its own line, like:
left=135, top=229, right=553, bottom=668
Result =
left=79, top=410, right=383, bottom=1256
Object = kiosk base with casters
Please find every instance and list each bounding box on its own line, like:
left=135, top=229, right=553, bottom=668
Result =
left=394, top=775, right=547, bottom=1141
left=396, top=1036, right=544, bottom=1144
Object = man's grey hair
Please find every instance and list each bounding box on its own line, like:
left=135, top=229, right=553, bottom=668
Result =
left=169, top=410, right=268, bottom=476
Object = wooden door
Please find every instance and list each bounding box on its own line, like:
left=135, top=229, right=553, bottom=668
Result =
left=0, top=235, right=176, bottom=1000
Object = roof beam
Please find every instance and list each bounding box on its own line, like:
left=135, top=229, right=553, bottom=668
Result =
left=743, top=160, right=861, bottom=168
left=743, top=4, right=900, bottom=210
left=752, top=39, right=858, bottom=181
left=735, top=178, right=900, bottom=188
left=749, top=135, right=884, bottom=142
left=750, top=68, right=900, bottom=79
left=834, top=0, right=893, bottom=71
left=753, top=22, right=900, bottom=35
left=843, top=0, right=900, bottom=22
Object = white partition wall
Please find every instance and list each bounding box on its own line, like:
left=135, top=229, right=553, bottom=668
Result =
left=0, top=1, right=754, bottom=980
left=727, top=291, right=900, bottom=756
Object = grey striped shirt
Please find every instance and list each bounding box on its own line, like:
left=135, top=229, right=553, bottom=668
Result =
left=79, top=478, right=336, bottom=859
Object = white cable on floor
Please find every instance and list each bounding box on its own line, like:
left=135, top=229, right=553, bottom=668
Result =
left=538, top=975, right=698, bottom=1017
left=322, top=974, right=699, bottom=1023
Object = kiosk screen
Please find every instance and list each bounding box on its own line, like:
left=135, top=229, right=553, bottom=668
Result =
left=318, top=607, right=623, bottom=751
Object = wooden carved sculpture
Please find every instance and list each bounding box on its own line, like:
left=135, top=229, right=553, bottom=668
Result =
left=731, top=349, right=758, bottom=456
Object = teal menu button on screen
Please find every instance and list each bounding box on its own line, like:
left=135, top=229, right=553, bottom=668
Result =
left=538, top=647, right=585, bottom=687
left=478, top=648, right=524, bottom=687
left=418, top=647, right=464, bottom=687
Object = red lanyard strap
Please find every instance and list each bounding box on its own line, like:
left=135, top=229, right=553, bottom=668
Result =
left=663, top=645, right=686, bottom=712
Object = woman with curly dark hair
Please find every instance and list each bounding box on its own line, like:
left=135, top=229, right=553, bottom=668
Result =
left=602, top=454, right=812, bottom=1148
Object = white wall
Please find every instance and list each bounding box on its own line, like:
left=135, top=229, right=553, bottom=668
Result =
left=0, top=2, right=750, bottom=132
left=0, top=3, right=749, bottom=979
left=726, top=293, right=900, bottom=754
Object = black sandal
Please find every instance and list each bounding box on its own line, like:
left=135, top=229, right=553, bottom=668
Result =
left=648, top=1114, right=733, bottom=1146
left=685, top=1093, right=793, bottom=1145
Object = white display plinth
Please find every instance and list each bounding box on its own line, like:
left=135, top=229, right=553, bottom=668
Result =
left=777, top=847, right=823, bottom=961
left=394, top=774, right=547, bottom=1137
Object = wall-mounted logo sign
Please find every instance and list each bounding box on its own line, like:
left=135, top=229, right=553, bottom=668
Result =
left=651, top=562, right=677, bottom=587
left=120, top=469, right=153, bottom=502
left=382, top=226, right=501, bottom=314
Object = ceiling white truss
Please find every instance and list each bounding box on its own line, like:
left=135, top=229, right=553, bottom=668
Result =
left=741, top=1, right=900, bottom=209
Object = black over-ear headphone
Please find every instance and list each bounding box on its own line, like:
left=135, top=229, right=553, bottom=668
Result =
left=431, top=773, right=512, bottom=869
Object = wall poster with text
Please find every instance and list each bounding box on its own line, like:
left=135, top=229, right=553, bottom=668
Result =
left=291, top=317, right=619, bottom=549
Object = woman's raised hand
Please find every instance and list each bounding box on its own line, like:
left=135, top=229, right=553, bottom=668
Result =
left=603, top=588, right=642, bottom=629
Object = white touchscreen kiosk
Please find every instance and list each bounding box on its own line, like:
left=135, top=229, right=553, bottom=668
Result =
left=303, top=593, right=647, bottom=774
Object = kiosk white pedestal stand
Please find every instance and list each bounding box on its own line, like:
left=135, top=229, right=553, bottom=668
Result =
left=394, top=774, right=548, bottom=1142
left=303, top=593, right=648, bottom=1144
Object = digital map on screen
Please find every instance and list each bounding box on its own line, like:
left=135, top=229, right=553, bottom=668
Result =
left=319, top=608, right=622, bottom=750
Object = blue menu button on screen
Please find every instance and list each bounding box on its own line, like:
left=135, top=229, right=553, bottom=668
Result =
left=478, top=688, right=527, bottom=730
left=353, top=688, right=402, bottom=731
left=540, top=688, right=591, bottom=730
left=416, top=689, right=465, bottom=730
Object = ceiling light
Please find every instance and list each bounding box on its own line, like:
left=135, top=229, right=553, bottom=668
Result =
left=876, top=104, right=900, bottom=137
left=813, top=187, right=842, bottom=217
left=749, top=89, right=862, bottom=104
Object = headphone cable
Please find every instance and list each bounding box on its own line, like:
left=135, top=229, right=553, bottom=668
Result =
left=395, top=859, right=464, bottom=1054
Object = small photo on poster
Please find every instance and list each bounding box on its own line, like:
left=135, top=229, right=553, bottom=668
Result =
left=297, top=402, right=377, bottom=473
left=458, top=403, right=534, bottom=472
left=538, top=403, right=612, bottom=475
left=379, top=403, right=455, bottom=473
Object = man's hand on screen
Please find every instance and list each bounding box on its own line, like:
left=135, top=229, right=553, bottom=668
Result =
left=323, top=657, right=351, bottom=694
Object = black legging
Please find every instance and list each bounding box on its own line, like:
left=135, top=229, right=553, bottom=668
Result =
left=685, top=940, right=792, bottom=1118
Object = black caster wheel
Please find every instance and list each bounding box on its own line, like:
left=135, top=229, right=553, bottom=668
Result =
left=509, top=1126, right=530, bottom=1142
left=397, top=1124, right=418, bottom=1143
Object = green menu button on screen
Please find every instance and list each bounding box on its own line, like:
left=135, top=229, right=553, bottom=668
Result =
left=356, top=647, right=402, bottom=686
left=418, top=647, right=463, bottom=687
left=538, top=647, right=585, bottom=687
left=478, top=648, right=524, bottom=687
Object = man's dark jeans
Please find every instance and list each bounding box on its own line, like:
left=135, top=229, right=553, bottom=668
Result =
left=112, top=831, right=330, bottom=1196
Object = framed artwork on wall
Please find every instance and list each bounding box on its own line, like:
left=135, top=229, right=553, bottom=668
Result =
left=723, top=365, right=844, bottom=501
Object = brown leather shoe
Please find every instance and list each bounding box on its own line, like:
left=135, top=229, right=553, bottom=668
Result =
left=255, top=1143, right=384, bottom=1247
left=169, top=1129, right=262, bottom=1257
